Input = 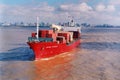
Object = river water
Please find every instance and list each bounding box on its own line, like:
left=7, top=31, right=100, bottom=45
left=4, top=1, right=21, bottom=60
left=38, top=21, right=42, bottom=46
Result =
left=0, top=27, right=120, bottom=80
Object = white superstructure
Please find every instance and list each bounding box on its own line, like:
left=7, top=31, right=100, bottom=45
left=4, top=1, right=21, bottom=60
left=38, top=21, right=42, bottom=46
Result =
left=62, top=19, right=81, bottom=33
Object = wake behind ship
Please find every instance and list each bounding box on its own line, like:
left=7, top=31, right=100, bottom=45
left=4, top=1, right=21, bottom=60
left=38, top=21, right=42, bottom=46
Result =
left=27, top=18, right=81, bottom=60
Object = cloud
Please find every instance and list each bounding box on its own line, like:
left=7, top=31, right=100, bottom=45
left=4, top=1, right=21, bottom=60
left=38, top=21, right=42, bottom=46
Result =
left=0, top=4, right=6, bottom=9
left=0, top=2, right=93, bottom=23
left=0, top=3, right=56, bottom=22
left=96, top=4, right=115, bottom=12
left=32, top=2, right=55, bottom=12
left=107, top=5, right=115, bottom=12
left=0, top=1, right=120, bottom=25
left=109, top=0, right=120, bottom=5
left=95, top=4, right=105, bottom=12
left=0, top=4, right=7, bottom=14
left=58, top=2, right=92, bottom=12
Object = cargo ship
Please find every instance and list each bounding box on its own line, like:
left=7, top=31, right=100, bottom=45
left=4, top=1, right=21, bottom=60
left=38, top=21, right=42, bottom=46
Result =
left=27, top=17, right=81, bottom=60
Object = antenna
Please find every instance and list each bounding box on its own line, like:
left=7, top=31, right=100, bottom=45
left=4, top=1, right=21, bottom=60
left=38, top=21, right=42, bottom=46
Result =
left=36, top=16, right=39, bottom=39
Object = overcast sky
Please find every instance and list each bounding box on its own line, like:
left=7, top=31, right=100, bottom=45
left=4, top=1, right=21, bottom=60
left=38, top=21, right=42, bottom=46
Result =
left=0, top=0, right=120, bottom=25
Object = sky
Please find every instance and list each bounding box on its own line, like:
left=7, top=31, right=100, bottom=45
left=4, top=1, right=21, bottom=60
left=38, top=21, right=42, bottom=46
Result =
left=0, top=0, right=120, bottom=25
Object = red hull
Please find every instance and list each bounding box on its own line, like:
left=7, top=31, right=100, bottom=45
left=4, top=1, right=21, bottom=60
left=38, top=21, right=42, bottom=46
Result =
left=27, top=39, right=80, bottom=60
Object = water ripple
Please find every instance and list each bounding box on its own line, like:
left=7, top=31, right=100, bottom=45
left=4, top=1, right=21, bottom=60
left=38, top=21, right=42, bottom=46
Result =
left=0, top=47, right=34, bottom=61
left=81, top=42, right=120, bottom=51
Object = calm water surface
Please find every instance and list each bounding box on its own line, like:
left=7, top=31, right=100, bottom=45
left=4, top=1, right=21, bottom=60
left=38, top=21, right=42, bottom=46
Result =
left=0, top=27, right=120, bottom=80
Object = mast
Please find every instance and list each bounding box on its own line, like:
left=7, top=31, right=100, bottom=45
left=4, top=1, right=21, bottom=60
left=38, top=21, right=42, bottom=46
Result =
left=68, top=16, right=75, bottom=27
left=36, top=16, right=39, bottom=39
